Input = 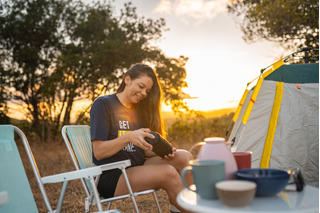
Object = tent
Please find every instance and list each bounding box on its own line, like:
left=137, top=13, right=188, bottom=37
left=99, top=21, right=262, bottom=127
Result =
left=226, top=53, right=319, bottom=186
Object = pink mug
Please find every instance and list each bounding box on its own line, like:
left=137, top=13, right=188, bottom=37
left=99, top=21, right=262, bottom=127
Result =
left=232, top=151, right=252, bottom=170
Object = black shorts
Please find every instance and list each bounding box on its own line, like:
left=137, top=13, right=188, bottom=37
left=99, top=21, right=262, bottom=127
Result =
left=97, top=169, right=122, bottom=198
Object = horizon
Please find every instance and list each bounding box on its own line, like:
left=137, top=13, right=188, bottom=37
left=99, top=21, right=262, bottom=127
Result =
left=6, top=99, right=237, bottom=123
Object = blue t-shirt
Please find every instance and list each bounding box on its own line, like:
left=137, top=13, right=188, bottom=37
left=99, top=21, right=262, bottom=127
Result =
left=90, top=94, right=145, bottom=166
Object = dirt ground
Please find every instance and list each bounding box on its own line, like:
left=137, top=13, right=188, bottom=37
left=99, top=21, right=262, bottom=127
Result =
left=19, top=138, right=190, bottom=213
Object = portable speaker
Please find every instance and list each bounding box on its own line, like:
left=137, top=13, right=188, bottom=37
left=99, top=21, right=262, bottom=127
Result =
left=145, top=132, right=173, bottom=158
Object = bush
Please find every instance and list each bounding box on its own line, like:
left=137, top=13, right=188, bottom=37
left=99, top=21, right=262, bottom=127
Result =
left=167, top=112, right=234, bottom=148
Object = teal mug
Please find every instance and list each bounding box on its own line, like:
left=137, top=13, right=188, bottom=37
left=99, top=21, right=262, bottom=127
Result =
left=181, top=159, right=225, bottom=199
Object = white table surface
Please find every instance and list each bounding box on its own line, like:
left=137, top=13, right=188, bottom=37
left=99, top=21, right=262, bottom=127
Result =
left=177, top=185, right=319, bottom=213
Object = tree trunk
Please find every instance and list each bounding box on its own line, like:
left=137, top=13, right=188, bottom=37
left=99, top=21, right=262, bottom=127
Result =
left=63, top=93, right=75, bottom=125
left=53, top=91, right=68, bottom=135
left=31, top=98, right=40, bottom=130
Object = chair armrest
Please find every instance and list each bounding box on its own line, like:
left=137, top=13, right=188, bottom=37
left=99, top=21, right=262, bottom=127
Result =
left=41, top=167, right=102, bottom=184
left=99, top=159, right=131, bottom=172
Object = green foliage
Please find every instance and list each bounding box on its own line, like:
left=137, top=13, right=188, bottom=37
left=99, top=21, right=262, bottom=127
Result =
left=228, top=0, right=319, bottom=50
left=167, top=111, right=234, bottom=147
left=154, top=55, right=189, bottom=112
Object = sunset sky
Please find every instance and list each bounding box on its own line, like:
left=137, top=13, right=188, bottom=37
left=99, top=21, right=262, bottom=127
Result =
left=111, top=0, right=290, bottom=111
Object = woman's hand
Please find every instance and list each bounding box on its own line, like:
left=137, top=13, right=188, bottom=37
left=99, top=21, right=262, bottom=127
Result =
left=127, top=128, right=154, bottom=151
left=163, top=147, right=177, bottom=160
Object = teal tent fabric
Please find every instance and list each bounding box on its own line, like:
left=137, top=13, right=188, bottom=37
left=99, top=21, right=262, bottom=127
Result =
left=265, top=63, right=319, bottom=83
left=0, top=125, right=38, bottom=213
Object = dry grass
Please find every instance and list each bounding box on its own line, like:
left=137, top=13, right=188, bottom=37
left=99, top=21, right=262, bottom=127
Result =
left=18, top=138, right=174, bottom=213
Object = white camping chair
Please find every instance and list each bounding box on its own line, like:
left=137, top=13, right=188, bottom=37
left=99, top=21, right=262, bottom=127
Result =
left=61, top=125, right=162, bottom=213
left=0, top=124, right=120, bottom=213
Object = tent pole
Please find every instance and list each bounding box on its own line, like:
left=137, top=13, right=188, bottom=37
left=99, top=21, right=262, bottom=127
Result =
left=303, top=48, right=310, bottom=63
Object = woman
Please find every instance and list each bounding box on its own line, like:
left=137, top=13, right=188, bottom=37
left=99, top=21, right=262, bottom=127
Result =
left=90, top=64, right=192, bottom=212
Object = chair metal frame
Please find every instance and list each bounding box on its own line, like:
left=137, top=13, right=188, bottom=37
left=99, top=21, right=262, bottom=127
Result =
left=0, top=124, right=118, bottom=213
left=61, top=125, right=161, bottom=213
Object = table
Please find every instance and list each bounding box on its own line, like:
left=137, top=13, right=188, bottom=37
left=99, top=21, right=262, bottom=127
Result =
left=177, top=185, right=319, bottom=213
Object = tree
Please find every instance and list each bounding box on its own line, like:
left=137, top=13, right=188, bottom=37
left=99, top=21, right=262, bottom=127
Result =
left=0, top=66, right=10, bottom=124
left=227, top=0, right=319, bottom=50
left=0, top=0, right=71, bottom=132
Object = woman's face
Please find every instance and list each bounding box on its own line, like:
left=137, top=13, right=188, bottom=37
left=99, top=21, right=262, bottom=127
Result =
left=124, top=74, right=154, bottom=106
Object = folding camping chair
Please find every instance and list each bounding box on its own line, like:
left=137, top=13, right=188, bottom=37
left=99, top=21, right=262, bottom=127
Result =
left=0, top=124, right=120, bottom=213
left=61, top=125, right=162, bottom=213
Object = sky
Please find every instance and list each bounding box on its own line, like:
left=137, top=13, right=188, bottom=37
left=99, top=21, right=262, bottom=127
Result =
left=114, top=0, right=288, bottom=111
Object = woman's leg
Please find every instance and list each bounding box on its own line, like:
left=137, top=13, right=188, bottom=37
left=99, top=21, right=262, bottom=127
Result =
left=114, top=164, right=188, bottom=212
left=144, top=149, right=193, bottom=185
left=114, top=149, right=193, bottom=212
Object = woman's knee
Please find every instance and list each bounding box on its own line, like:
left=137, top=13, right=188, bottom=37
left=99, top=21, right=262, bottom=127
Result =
left=161, top=164, right=182, bottom=184
left=175, top=149, right=193, bottom=166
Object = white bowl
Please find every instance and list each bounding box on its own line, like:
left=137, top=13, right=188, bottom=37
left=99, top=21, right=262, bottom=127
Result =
left=215, top=180, right=256, bottom=207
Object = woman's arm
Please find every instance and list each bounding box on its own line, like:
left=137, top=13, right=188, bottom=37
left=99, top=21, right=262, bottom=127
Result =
left=92, top=136, right=129, bottom=160
left=92, top=128, right=155, bottom=160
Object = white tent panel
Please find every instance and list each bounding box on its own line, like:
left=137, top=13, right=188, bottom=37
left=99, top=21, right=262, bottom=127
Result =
left=270, top=83, right=319, bottom=185
left=231, top=80, right=319, bottom=186
left=231, top=80, right=276, bottom=167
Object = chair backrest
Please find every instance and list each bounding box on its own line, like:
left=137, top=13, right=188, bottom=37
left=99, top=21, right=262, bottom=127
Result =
left=62, top=125, right=95, bottom=169
left=62, top=125, right=95, bottom=194
left=0, top=125, right=42, bottom=212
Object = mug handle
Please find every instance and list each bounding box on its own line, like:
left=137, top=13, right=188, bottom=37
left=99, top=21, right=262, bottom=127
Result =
left=181, top=166, right=195, bottom=192
left=188, top=142, right=205, bottom=153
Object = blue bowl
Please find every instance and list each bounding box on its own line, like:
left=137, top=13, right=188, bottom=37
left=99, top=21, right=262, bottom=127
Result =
left=235, top=168, right=290, bottom=197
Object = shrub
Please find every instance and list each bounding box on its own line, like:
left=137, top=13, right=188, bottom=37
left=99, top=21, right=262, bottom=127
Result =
left=167, top=112, right=234, bottom=148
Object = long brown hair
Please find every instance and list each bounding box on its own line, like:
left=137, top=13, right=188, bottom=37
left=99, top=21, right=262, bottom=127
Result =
left=117, top=64, right=166, bottom=137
